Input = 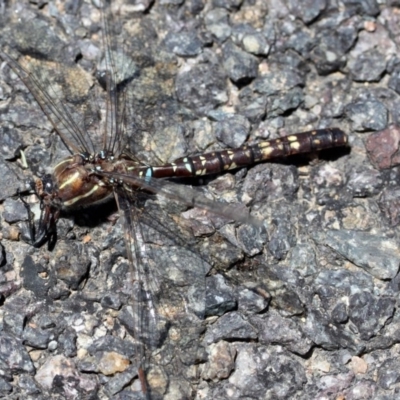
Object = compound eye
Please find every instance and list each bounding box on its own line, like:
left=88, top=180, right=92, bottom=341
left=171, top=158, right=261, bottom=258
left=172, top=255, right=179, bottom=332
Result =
left=45, top=181, right=53, bottom=192
left=26, top=178, right=36, bottom=191
left=41, top=174, right=55, bottom=195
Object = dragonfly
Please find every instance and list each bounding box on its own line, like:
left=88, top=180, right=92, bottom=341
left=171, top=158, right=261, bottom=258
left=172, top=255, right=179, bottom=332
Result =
left=0, top=1, right=348, bottom=398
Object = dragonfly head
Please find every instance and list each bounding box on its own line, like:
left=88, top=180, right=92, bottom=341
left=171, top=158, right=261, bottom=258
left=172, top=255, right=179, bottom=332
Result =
left=24, top=153, right=114, bottom=247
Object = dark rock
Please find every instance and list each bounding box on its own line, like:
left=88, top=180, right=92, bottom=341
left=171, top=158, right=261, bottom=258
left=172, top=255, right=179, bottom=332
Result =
left=268, top=214, right=297, bottom=261
left=4, top=19, right=65, bottom=60
left=235, top=223, right=265, bottom=256
left=287, top=242, right=317, bottom=277
left=23, top=325, right=51, bottom=349
left=53, top=242, right=91, bottom=290
left=18, top=374, right=40, bottom=395
left=204, top=8, right=231, bottom=42
left=21, top=255, right=55, bottom=299
left=101, top=292, right=122, bottom=310
left=344, top=378, right=377, bottom=399
left=310, top=25, right=357, bottom=75
left=218, top=344, right=307, bottom=399
left=377, top=358, right=400, bottom=389
left=34, top=314, right=56, bottom=330
left=349, top=49, right=387, bottom=82
left=251, top=310, right=313, bottom=355
left=286, top=29, right=314, bottom=56
left=345, top=100, right=388, bottom=132
left=0, top=161, right=21, bottom=202
left=252, top=64, right=304, bottom=96
left=4, top=310, right=25, bottom=337
left=2, top=198, right=27, bottom=224
left=213, top=112, right=250, bottom=148
left=237, top=86, right=267, bottom=123
left=105, top=365, right=138, bottom=396
left=315, top=269, right=374, bottom=294
left=222, top=40, right=258, bottom=83
left=212, top=0, right=242, bottom=11
left=241, top=164, right=299, bottom=205
left=301, top=310, right=357, bottom=351
left=311, top=371, right=355, bottom=399
left=379, top=186, right=400, bottom=226
left=388, top=66, right=400, bottom=94
left=0, top=332, right=35, bottom=374
left=59, top=328, right=77, bottom=357
left=0, top=377, right=12, bottom=395
left=35, top=354, right=98, bottom=396
left=238, top=287, right=269, bottom=314
left=231, top=24, right=270, bottom=56
left=347, top=168, right=385, bottom=197
left=287, top=0, right=327, bottom=24
left=87, top=335, right=136, bottom=359
left=175, top=62, right=228, bottom=115
left=331, top=302, right=349, bottom=324
left=348, top=291, right=395, bottom=340
left=0, top=126, right=24, bottom=160
left=204, top=311, right=258, bottom=344
left=321, top=229, right=400, bottom=280
left=163, top=31, right=203, bottom=57
left=24, top=143, right=53, bottom=176
left=342, top=0, right=379, bottom=16
left=205, top=275, right=236, bottom=317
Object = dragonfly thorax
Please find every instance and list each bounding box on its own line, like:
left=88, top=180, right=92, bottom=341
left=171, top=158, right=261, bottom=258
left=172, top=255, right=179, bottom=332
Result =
left=51, top=154, right=114, bottom=209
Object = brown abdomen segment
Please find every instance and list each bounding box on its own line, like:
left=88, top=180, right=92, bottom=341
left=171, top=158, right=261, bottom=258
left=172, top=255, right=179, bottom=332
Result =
left=151, top=128, right=348, bottom=178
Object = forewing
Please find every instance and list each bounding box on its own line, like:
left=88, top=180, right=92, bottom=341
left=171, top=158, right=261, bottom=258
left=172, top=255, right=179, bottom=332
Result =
left=0, top=3, right=135, bottom=157
left=0, top=46, right=100, bottom=155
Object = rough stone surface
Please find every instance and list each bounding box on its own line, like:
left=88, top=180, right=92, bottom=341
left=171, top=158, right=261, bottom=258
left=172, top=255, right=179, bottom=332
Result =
left=0, top=1, right=400, bottom=399
left=316, top=229, right=400, bottom=280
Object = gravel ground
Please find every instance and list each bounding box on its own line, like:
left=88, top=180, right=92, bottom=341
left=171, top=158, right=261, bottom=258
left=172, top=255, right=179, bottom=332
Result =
left=1, top=0, right=400, bottom=399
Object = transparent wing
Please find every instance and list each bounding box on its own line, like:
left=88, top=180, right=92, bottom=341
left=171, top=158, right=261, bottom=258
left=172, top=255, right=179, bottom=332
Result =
left=99, top=170, right=261, bottom=227
left=0, top=1, right=195, bottom=163
left=0, top=2, right=135, bottom=158
left=115, top=188, right=208, bottom=398
left=0, top=50, right=98, bottom=154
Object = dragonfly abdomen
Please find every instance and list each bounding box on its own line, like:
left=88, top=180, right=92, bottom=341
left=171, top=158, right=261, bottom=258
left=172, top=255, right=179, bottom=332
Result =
left=150, top=128, right=348, bottom=179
